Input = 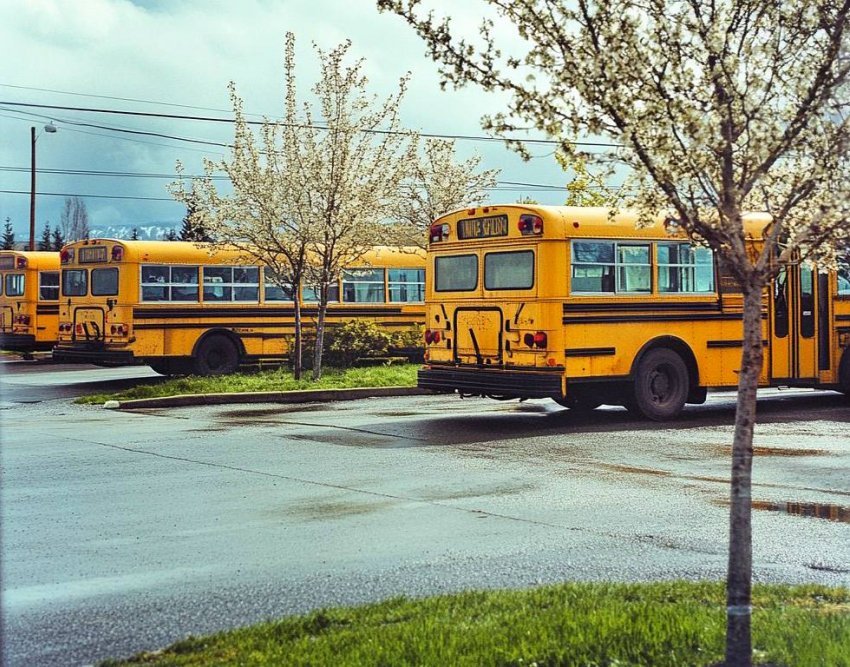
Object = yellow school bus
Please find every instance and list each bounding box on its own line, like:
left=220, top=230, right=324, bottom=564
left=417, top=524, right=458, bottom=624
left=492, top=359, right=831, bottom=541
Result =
left=51, top=240, right=426, bottom=375
left=0, top=251, right=60, bottom=356
left=418, top=205, right=850, bottom=420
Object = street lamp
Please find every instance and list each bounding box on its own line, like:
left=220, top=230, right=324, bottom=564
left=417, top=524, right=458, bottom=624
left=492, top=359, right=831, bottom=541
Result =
left=30, top=123, right=57, bottom=251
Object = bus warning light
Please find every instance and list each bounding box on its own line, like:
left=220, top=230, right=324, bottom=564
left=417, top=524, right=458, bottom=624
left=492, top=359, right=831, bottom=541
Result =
left=518, top=215, right=543, bottom=235
left=112, top=246, right=124, bottom=262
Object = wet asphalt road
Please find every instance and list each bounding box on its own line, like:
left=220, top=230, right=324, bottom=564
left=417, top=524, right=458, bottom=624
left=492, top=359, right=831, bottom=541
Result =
left=1, top=363, right=849, bottom=667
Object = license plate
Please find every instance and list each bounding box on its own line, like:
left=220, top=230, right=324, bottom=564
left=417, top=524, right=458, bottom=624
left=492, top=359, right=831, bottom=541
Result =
left=457, top=215, right=509, bottom=240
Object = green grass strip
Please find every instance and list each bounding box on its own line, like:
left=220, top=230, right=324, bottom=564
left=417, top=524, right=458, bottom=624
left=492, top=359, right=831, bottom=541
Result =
left=101, top=582, right=848, bottom=666
left=75, top=363, right=419, bottom=405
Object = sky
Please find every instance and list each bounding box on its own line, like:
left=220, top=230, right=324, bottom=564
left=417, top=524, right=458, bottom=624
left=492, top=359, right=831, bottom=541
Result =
left=0, top=0, right=587, bottom=241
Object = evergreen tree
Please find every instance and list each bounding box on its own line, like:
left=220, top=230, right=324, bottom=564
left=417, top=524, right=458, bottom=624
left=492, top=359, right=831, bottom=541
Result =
left=1, top=217, right=14, bottom=250
left=165, top=228, right=178, bottom=241
left=179, top=195, right=213, bottom=242
left=130, top=228, right=139, bottom=240
left=38, top=222, right=52, bottom=251
left=50, top=227, right=65, bottom=251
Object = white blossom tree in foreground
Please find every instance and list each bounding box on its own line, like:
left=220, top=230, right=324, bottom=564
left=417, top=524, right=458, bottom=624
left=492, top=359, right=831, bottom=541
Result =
left=172, top=32, right=418, bottom=380
left=391, top=138, right=499, bottom=248
left=378, top=1, right=850, bottom=665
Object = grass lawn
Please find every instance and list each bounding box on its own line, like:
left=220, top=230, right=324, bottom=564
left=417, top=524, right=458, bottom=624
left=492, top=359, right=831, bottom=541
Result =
left=75, top=363, right=419, bottom=405
left=100, top=582, right=848, bottom=667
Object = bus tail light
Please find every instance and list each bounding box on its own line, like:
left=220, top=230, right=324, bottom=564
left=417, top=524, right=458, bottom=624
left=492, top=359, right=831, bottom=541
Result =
left=518, top=214, right=543, bottom=236
left=76, top=323, right=83, bottom=335
left=15, top=314, right=31, bottom=325
left=533, top=332, right=547, bottom=348
left=60, top=248, right=75, bottom=264
left=523, top=332, right=548, bottom=348
left=424, top=329, right=442, bottom=345
left=59, top=322, right=71, bottom=332
left=429, top=223, right=450, bottom=243
left=111, top=246, right=124, bottom=262
left=16, top=256, right=28, bottom=269
left=111, top=324, right=128, bottom=335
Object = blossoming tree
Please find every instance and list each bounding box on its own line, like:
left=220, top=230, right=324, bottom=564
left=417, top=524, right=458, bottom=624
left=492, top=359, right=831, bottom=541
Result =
left=391, top=138, right=499, bottom=248
left=377, top=1, right=850, bottom=665
left=172, top=32, right=418, bottom=380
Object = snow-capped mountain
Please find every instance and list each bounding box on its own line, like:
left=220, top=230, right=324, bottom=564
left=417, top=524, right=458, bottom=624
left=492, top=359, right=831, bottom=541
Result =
left=88, top=222, right=180, bottom=240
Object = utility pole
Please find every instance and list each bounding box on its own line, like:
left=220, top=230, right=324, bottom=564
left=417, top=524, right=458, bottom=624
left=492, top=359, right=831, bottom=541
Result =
left=29, top=126, right=36, bottom=251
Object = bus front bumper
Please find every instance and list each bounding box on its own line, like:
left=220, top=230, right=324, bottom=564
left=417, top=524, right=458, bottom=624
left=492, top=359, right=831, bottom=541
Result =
left=0, top=333, right=53, bottom=352
left=418, top=365, right=563, bottom=399
left=52, top=343, right=137, bottom=366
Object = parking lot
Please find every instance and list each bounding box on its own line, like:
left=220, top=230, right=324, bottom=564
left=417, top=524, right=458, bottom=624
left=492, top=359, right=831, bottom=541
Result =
left=2, top=361, right=849, bottom=667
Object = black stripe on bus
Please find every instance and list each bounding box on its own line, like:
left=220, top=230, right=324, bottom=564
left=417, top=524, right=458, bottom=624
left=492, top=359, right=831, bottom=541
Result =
left=563, top=301, right=721, bottom=313
left=132, top=318, right=422, bottom=332
left=36, top=304, right=59, bottom=314
left=707, top=340, right=770, bottom=348
left=837, top=326, right=850, bottom=335
left=564, top=347, right=616, bottom=357
left=562, top=312, right=762, bottom=325
left=132, top=306, right=420, bottom=319
left=837, top=314, right=850, bottom=322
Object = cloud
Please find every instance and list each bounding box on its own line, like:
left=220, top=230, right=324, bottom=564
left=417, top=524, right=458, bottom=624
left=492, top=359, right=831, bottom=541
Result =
left=0, top=0, right=567, bottom=237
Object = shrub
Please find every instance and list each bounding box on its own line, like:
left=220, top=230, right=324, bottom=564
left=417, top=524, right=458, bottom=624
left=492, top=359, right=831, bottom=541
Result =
left=325, top=320, right=389, bottom=367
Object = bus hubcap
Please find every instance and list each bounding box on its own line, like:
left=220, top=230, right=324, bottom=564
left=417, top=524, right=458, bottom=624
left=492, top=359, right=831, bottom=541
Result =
left=649, top=367, right=672, bottom=403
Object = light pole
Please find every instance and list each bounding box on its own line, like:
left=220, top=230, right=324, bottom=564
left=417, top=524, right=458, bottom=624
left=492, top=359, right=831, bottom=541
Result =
left=29, top=123, right=57, bottom=250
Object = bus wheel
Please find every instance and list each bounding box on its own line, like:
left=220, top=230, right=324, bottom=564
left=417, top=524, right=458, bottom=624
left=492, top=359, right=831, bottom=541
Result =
left=194, top=335, right=240, bottom=376
left=631, top=348, right=689, bottom=421
left=149, top=360, right=173, bottom=376
left=839, top=349, right=850, bottom=399
left=554, top=393, right=602, bottom=411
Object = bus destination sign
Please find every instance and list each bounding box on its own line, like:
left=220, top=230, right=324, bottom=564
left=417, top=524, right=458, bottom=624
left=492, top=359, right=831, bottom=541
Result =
left=0, top=256, right=14, bottom=270
left=457, top=214, right=509, bottom=240
left=79, top=246, right=108, bottom=264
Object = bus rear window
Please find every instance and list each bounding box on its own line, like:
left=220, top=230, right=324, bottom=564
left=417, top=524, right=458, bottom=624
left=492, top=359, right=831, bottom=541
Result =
left=435, top=255, right=478, bottom=292
left=484, top=250, right=534, bottom=290
left=62, top=269, right=87, bottom=296
left=39, top=271, right=59, bottom=300
left=5, top=273, right=24, bottom=297
left=92, top=268, right=119, bottom=296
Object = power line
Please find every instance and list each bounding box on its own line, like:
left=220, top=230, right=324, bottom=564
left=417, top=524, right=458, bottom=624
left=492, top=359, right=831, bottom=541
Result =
left=0, top=108, right=227, bottom=156
left=0, top=83, right=278, bottom=119
left=0, top=189, right=176, bottom=202
left=0, top=165, right=595, bottom=191
left=0, top=99, right=623, bottom=148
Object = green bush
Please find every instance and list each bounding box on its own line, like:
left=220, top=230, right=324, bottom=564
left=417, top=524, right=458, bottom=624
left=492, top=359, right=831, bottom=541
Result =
left=388, top=324, right=424, bottom=351
left=325, top=320, right=389, bottom=367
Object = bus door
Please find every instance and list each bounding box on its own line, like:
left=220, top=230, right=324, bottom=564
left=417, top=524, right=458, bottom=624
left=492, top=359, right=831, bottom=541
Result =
left=73, top=306, right=106, bottom=343
left=0, top=304, right=12, bottom=333
left=454, top=307, right=502, bottom=365
left=770, top=264, right=818, bottom=381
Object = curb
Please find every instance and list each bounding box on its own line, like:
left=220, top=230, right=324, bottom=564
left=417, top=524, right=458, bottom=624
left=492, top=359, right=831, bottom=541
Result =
left=110, top=386, right=430, bottom=409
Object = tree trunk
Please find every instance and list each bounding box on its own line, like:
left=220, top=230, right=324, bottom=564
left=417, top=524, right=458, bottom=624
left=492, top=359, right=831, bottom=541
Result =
left=312, top=289, right=328, bottom=381
left=293, top=292, right=302, bottom=381
left=725, top=280, right=765, bottom=667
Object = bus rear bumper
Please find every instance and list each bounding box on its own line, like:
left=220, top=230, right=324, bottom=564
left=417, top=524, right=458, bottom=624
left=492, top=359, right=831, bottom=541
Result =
left=418, top=365, right=563, bottom=399
left=52, top=344, right=137, bottom=366
left=0, top=333, right=53, bottom=352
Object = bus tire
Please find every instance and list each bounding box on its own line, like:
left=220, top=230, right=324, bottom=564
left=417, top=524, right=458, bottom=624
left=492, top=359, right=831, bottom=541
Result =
left=193, top=335, right=240, bottom=376
left=554, top=392, right=602, bottom=412
left=839, top=349, right=850, bottom=398
left=631, top=348, right=689, bottom=421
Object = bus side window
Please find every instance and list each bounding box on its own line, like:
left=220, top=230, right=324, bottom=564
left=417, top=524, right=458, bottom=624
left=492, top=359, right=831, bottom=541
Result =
left=39, top=271, right=59, bottom=300
left=839, top=264, right=850, bottom=295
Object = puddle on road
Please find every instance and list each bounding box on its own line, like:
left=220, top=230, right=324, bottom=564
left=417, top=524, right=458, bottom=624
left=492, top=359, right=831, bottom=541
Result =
left=286, top=499, right=395, bottom=521
left=713, top=445, right=828, bottom=457
left=600, top=463, right=671, bottom=477
left=715, top=499, right=849, bottom=524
